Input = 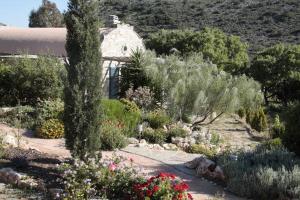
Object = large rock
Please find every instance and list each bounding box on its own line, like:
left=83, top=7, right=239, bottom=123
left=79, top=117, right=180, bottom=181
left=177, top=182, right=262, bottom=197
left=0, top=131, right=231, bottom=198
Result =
left=0, top=168, right=22, bottom=185
left=136, top=139, right=147, bottom=147
left=172, top=136, right=195, bottom=149
left=152, top=144, right=164, bottom=150
left=162, top=143, right=178, bottom=151
left=185, top=156, right=225, bottom=182
left=127, top=137, right=139, bottom=144
left=171, top=137, right=184, bottom=145
left=2, top=134, right=18, bottom=147
left=49, top=188, right=64, bottom=200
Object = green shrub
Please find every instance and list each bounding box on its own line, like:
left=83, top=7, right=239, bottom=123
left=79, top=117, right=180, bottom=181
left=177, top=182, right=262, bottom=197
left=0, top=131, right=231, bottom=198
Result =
left=271, top=114, right=285, bottom=138
left=166, top=126, right=188, bottom=143
left=100, top=120, right=128, bottom=150
left=119, top=98, right=141, bottom=113
left=246, top=108, right=268, bottom=132
left=261, top=138, right=283, bottom=150
left=141, top=128, right=167, bottom=144
left=35, top=98, right=64, bottom=126
left=0, top=106, right=35, bottom=129
left=237, top=108, right=246, bottom=118
left=101, top=99, right=141, bottom=137
left=0, top=135, right=5, bottom=158
left=186, top=144, right=217, bottom=159
left=145, top=109, right=170, bottom=129
left=210, top=132, right=223, bottom=145
left=36, top=119, right=64, bottom=139
left=217, top=146, right=300, bottom=199
left=283, top=103, right=300, bottom=156
left=0, top=56, right=65, bottom=106
left=181, top=114, right=191, bottom=123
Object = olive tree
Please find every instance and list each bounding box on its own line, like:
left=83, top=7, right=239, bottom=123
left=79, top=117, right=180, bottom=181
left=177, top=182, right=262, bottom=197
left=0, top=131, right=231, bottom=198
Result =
left=141, top=51, right=263, bottom=125
left=146, top=28, right=249, bottom=74
left=249, top=43, right=300, bottom=105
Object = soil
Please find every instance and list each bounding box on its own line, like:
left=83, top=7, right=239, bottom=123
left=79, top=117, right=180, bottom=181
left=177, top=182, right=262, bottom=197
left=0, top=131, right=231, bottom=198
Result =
left=1, top=148, right=65, bottom=193
left=201, top=114, right=263, bottom=150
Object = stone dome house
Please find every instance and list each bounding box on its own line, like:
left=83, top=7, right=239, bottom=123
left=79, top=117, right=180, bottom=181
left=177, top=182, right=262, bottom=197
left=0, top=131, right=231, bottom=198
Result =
left=0, top=16, right=145, bottom=98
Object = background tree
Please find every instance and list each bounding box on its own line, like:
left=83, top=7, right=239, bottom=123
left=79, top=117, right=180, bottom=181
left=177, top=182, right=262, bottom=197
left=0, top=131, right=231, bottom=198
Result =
left=29, top=0, right=64, bottom=27
left=146, top=28, right=249, bottom=74
left=249, top=44, right=300, bottom=105
left=141, top=51, right=263, bottom=125
left=64, top=0, right=102, bottom=159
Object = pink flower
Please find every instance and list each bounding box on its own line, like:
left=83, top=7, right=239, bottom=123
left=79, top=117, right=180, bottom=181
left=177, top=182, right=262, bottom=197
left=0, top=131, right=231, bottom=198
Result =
left=108, top=163, right=117, bottom=171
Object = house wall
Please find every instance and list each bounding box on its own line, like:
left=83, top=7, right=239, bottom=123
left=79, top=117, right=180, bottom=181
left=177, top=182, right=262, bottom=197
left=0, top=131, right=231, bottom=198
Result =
left=100, top=24, right=145, bottom=98
left=0, top=24, right=145, bottom=98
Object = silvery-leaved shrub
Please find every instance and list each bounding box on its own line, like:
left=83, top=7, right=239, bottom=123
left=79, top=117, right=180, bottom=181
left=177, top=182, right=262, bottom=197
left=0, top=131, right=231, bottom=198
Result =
left=217, top=146, right=300, bottom=199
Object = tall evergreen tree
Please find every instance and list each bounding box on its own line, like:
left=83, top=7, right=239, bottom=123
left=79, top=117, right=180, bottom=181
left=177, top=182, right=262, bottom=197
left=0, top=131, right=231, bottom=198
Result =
left=64, top=0, right=102, bottom=159
left=29, top=0, right=64, bottom=27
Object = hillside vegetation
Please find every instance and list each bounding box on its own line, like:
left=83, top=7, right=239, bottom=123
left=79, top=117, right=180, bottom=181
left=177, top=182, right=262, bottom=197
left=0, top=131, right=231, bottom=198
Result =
left=99, top=0, right=300, bottom=51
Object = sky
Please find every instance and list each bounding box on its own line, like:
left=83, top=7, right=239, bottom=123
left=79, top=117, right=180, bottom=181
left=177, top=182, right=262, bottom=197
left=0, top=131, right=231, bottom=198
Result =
left=0, top=0, right=68, bottom=27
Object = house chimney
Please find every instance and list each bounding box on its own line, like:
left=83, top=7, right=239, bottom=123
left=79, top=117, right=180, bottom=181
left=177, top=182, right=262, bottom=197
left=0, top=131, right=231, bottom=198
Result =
left=105, top=15, right=121, bottom=28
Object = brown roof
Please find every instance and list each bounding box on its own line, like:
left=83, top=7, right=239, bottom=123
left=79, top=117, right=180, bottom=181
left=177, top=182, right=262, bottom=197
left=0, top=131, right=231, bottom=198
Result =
left=0, top=27, right=110, bottom=57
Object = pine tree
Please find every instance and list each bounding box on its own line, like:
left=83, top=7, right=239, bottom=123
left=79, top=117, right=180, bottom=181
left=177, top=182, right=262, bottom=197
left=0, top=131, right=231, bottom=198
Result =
left=64, top=0, right=102, bottom=159
left=29, top=0, right=64, bottom=27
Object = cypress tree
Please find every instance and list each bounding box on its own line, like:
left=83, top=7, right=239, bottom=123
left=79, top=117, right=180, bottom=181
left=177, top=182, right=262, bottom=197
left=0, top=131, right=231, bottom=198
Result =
left=64, top=0, right=102, bottom=159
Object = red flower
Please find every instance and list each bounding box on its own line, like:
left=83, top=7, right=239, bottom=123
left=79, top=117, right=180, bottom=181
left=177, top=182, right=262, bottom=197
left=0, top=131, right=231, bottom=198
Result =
left=141, top=182, right=150, bottom=188
left=147, top=176, right=155, bottom=184
left=146, top=189, right=153, bottom=197
left=169, top=174, right=176, bottom=180
left=177, top=193, right=183, bottom=200
left=174, top=183, right=189, bottom=192
left=181, top=183, right=189, bottom=190
left=153, top=185, right=160, bottom=193
left=188, top=193, right=193, bottom=200
left=157, top=172, right=176, bottom=179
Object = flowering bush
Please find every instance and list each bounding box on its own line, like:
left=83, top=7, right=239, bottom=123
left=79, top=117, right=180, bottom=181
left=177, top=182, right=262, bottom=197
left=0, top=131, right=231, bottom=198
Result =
left=60, top=154, right=145, bottom=200
left=133, top=172, right=193, bottom=200
left=125, top=86, right=155, bottom=110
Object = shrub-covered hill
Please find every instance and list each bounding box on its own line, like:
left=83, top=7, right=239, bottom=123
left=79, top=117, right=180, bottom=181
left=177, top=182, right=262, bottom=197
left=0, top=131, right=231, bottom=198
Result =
left=99, top=0, right=300, bottom=51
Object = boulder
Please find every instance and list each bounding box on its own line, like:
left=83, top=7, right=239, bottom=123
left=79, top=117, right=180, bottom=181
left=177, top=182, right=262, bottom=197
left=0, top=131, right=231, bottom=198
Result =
left=49, top=188, right=64, bottom=200
left=2, top=134, right=18, bottom=147
left=152, top=144, right=164, bottom=150
left=162, top=143, right=178, bottom=151
left=185, top=156, right=225, bottom=182
left=171, top=137, right=184, bottom=145
left=136, top=139, right=147, bottom=147
left=0, top=168, right=22, bottom=185
left=127, top=137, right=139, bottom=144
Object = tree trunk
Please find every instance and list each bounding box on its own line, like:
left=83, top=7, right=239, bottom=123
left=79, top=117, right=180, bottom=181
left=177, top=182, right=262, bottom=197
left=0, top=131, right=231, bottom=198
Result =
left=204, top=112, right=224, bottom=125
